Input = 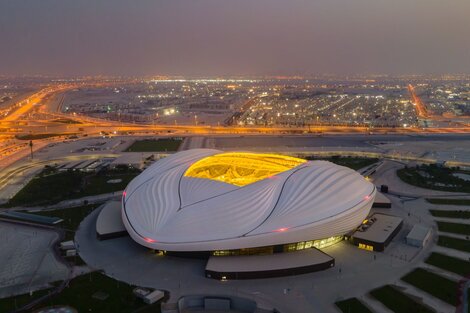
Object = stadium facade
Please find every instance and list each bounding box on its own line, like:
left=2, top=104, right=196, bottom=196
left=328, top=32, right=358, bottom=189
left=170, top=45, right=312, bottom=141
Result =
left=122, top=149, right=376, bottom=257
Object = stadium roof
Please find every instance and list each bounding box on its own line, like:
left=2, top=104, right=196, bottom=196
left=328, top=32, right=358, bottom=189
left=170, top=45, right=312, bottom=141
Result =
left=122, top=149, right=376, bottom=251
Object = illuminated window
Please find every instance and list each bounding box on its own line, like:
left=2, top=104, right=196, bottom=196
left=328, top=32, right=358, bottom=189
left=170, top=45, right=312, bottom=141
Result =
left=358, top=243, right=374, bottom=251
left=212, top=236, right=344, bottom=256
left=213, top=250, right=231, bottom=256
left=285, top=244, right=296, bottom=252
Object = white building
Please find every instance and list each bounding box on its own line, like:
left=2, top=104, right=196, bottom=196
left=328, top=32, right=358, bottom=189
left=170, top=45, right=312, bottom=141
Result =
left=122, top=149, right=376, bottom=253
left=406, top=225, right=432, bottom=247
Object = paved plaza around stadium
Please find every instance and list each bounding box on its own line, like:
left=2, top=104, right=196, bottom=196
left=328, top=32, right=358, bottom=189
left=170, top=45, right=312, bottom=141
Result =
left=76, top=189, right=443, bottom=313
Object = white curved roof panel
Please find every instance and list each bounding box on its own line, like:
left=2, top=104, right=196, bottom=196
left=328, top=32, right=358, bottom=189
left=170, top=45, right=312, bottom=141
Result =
left=122, top=149, right=376, bottom=251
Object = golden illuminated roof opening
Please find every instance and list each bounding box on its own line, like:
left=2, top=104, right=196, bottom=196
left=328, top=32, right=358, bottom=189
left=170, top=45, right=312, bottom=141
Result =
left=184, top=152, right=306, bottom=186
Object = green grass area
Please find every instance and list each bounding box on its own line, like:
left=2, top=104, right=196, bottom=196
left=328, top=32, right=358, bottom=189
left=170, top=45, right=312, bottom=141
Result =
left=7, top=170, right=83, bottom=207
left=5, top=167, right=140, bottom=207
left=425, top=252, right=470, bottom=277
left=335, top=298, right=373, bottom=313
left=84, top=171, right=137, bottom=196
left=438, top=235, right=470, bottom=253
left=32, top=204, right=100, bottom=240
left=397, top=164, right=470, bottom=192
left=0, top=288, right=52, bottom=313
left=48, top=272, right=161, bottom=313
left=126, top=138, right=183, bottom=152
left=370, top=285, right=435, bottom=313
left=52, top=118, right=82, bottom=124
left=305, top=156, right=379, bottom=170
left=430, top=209, right=470, bottom=219
left=36, top=204, right=98, bottom=230
left=0, top=272, right=162, bottom=313
left=15, top=133, right=67, bottom=140
left=401, top=268, right=458, bottom=306
left=437, top=221, right=470, bottom=236
left=427, top=198, right=470, bottom=206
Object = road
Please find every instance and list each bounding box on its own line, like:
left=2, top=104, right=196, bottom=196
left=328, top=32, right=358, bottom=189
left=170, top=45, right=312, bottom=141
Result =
left=408, top=84, right=428, bottom=118
left=1, top=84, right=78, bottom=123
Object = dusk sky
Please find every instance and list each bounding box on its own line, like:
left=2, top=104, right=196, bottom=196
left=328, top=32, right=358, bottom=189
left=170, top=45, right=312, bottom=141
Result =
left=1, top=0, right=469, bottom=76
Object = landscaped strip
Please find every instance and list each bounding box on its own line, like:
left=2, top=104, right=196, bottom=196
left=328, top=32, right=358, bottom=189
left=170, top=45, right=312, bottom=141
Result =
left=4, top=167, right=140, bottom=207
left=15, top=133, right=70, bottom=140
left=370, top=285, right=435, bottom=313
left=335, top=298, right=373, bottom=313
left=430, top=209, right=470, bottom=219
left=438, top=236, right=470, bottom=253
left=427, top=199, right=470, bottom=206
left=425, top=252, right=470, bottom=277
left=0, top=288, right=52, bottom=312
left=125, top=138, right=183, bottom=152
left=437, top=221, right=470, bottom=236
left=401, top=268, right=458, bottom=306
left=33, top=204, right=101, bottom=240
left=397, top=164, right=470, bottom=193
left=0, top=272, right=162, bottom=313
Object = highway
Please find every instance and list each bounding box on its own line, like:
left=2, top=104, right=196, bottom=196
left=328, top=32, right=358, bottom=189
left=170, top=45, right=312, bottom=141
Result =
left=408, top=84, right=428, bottom=118
left=1, top=84, right=78, bottom=123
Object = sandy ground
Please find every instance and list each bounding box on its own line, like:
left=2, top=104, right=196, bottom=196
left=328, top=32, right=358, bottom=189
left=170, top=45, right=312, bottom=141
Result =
left=0, top=222, right=68, bottom=298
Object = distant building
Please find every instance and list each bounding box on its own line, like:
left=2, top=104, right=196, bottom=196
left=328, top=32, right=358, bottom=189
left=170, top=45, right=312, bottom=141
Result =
left=110, top=153, right=167, bottom=170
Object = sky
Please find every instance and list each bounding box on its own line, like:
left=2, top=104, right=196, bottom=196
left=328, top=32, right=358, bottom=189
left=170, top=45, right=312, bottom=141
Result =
left=0, top=0, right=469, bottom=77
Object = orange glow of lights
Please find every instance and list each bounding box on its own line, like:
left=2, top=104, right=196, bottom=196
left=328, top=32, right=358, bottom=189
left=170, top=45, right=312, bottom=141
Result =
left=184, top=152, right=306, bottom=187
left=275, top=227, right=289, bottom=232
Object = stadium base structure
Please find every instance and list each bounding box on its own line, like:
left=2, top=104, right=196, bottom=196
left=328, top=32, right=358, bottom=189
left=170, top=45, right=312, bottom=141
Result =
left=205, top=248, right=334, bottom=280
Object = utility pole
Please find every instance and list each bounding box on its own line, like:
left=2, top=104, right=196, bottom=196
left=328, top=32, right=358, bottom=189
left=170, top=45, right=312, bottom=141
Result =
left=29, top=140, right=33, bottom=160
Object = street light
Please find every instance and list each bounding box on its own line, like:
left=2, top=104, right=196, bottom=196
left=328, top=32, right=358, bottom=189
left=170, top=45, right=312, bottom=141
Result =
left=29, top=140, right=33, bottom=160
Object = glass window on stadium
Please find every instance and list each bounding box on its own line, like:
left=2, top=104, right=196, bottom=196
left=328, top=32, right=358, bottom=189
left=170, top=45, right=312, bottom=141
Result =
left=213, top=246, right=274, bottom=256
left=284, top=236, right=343, bottom=252
left=212, top=236, right=343, bottom=256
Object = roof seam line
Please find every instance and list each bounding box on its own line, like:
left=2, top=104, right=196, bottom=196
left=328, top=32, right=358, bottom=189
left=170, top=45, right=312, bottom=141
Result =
left=242, top=164, right=310, bottom=236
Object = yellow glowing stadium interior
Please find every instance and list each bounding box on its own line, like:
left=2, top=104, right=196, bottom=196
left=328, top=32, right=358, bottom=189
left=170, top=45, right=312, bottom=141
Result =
left=184, top=152, right=307, bottom=186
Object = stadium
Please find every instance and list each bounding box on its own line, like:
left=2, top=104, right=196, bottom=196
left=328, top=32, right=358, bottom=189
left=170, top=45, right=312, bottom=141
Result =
left=121, top=149, right=376, bottom=258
